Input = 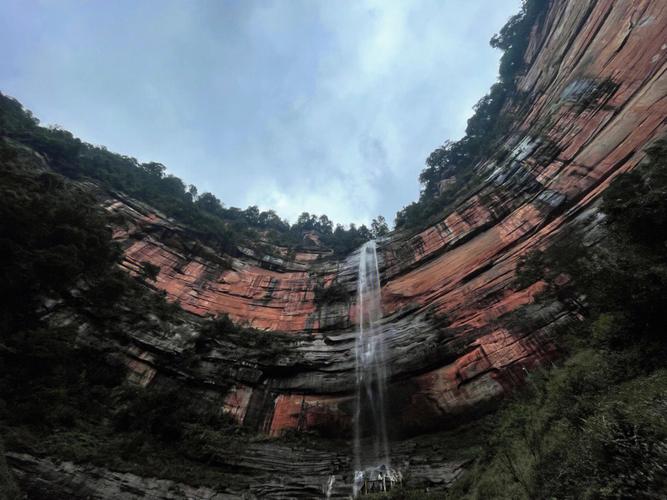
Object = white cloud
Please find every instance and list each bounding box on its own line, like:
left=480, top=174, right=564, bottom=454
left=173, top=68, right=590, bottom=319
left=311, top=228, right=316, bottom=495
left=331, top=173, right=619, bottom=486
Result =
left=0, top=0, right=522, bottom=225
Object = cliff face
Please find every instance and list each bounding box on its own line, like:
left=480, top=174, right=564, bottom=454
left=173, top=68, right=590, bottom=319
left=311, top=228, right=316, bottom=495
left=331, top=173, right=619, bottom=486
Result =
left=108, top=0, right=667, bottom=439
left=8, top=1, right=665, bottom=497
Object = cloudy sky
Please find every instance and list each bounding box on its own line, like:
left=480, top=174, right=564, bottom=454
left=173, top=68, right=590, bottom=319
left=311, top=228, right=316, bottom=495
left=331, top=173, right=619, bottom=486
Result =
left=1, top=0, right=521, bottom=226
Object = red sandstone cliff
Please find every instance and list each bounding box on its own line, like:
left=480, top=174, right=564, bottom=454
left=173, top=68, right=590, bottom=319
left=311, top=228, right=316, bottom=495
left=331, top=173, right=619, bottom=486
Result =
left=101, top=0, right=667, bottom=439
left=5, top=1, right=666, bottom=497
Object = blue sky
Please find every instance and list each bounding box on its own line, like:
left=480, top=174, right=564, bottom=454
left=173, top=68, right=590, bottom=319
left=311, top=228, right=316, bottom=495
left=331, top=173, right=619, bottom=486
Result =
left=1, top=0, right=521, bottom=226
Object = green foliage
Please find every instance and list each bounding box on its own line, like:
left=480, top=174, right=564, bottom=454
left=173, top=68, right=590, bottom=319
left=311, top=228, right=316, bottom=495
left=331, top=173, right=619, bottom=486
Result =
left=451, top=367, right=667, bottom=499
left=0, top=140, right=119, bottom=332
left=112, top=386, right=188, bottom=442
left=314, top=281, right=349, bottom=305
left=517, top=140, right=667, bottom=352
left=490, top=0, right=550, bottom=85
left=140, top=261, right=161, bottom=282
left=329, top=222, right=373, bottom=256
left=204, top=313, right=239, bottom=334
left=194, top=314, right=293, bottom=361
left=281, top=211, right=389, bottom=256
left=0, top=144, right=133, bottom=436
left=0, top=92, right=384, bottom=258
left=1, top=323, right=126, bottom=429
left=112, top=385, right=238, bottom=443
left=449, top=141, right=667, bottom=498
left=193, top=313, right=238, bottom=352
left=602, top=139, right=667, bottom=250
left=371, top=215, right=390, bottom=238
left=179, top=422, right=246, bottom=466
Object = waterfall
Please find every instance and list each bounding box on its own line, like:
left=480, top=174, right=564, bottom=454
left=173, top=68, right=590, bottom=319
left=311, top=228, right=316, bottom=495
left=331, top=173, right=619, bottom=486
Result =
left=352, top=240, right=396, bottom=496
left=325, top=475, right=335, bottom=499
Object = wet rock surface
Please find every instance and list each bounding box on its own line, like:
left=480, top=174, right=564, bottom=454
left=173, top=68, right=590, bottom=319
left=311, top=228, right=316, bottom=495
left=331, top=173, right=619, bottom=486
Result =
left=8, top=435, right=470, bottom=499
left=8, top=453, right=236, bottom=500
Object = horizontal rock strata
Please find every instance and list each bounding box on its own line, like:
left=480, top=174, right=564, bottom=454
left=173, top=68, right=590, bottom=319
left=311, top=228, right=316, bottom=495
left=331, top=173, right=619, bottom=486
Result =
left=100, top=0, right=667, bottom=440
left=8, top=1, right=666, bottom=497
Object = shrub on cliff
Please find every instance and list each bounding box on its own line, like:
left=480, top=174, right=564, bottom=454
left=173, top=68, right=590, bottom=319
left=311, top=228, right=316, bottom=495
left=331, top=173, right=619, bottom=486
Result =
left=194, top=314, right=293, bottom=362
left=314, top=281, right=349, bottom=305
left=0, top=92, right=384, bottom=258
left=140, top=261, right=161, bottom=282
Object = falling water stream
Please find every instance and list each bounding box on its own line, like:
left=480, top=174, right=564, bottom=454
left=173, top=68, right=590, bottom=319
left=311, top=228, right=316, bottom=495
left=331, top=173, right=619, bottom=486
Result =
left=352, top=240, right=399, bottom=496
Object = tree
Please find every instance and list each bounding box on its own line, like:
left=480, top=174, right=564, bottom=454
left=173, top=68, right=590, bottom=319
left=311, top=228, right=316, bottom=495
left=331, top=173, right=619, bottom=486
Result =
left=244, top=205, right=260, bottom=225
left=357, top=224, right=371, bottom=240
left=161, top=175, right=186, bottom=197
left=371, top=215, right=389, bottom=238
left=195, top=192, right=222, bottom=213
left=318, top=215, right=333, bottom=235
left=296, top=212, right=311, bottom=229
left=141, top=162, right=166, bottom=178
left=141, top=262, right=161, bottom=282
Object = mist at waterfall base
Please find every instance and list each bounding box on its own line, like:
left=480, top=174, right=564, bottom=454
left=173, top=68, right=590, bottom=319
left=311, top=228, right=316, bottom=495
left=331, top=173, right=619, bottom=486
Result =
left=352, top=241, right=401, bottom=496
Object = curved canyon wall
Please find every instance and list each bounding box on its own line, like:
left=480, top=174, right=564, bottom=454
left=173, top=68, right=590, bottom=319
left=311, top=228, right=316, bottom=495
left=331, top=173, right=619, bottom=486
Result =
left=108, top=0, right=667, bottom=440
